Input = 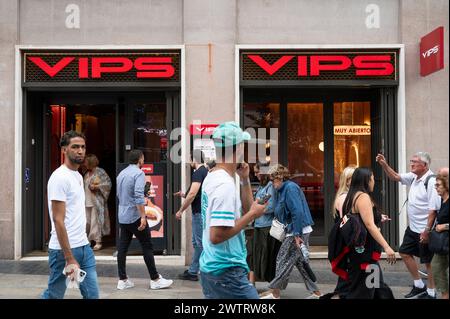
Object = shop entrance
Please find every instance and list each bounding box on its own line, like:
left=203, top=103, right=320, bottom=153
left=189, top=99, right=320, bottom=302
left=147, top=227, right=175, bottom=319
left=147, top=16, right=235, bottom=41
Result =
left=243, top=88, right=399, bottom=246
left=22, top=91, right=181, bottom=256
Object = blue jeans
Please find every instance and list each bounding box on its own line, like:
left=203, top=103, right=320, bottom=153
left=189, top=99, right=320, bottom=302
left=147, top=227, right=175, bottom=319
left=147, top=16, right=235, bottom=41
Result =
left=188, top=213, right=203, bottom=275
left=200, top=267, right=259, bottom=299
left=41, top=244, right=99, bottom=299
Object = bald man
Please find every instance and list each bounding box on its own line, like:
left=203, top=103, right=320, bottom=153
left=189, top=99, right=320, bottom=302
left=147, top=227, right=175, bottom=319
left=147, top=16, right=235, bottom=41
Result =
left=437, top=167, right=449, bottom=176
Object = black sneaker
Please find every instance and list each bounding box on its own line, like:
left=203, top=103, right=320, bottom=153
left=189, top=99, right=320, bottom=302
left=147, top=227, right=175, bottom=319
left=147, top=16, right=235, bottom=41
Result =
left=417, top=293, right=436, bottom=299
left=178, top=270, right=199, bottom=281
left=405, top=285, right=427, bottom=299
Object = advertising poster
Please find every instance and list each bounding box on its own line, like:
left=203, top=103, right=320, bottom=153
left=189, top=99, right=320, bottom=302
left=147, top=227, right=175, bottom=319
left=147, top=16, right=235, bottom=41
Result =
left=144, top=174, right=165, bottom=238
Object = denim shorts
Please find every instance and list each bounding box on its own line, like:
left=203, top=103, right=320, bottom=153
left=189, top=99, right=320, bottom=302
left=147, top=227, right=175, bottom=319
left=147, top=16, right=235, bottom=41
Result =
left=200, top=267, right=259, bottom=299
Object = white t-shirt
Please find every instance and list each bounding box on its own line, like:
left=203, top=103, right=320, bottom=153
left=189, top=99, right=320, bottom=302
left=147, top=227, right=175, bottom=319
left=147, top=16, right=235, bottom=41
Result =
left=47, top=165, right=89, bottom=250
left=400, top=170, right=441, bottom=233
left=199, top=169, right=248, bottom=274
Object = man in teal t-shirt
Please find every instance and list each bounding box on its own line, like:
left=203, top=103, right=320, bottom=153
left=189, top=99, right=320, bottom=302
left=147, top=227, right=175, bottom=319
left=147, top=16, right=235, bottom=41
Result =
left=199, top=121, right=267, bottom=299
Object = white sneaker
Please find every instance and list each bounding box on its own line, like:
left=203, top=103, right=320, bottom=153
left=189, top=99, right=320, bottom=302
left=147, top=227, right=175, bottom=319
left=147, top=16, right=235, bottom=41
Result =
left=150, top=274, right=173, bottom=290
left=306, top=293, right=322, bottom=299
left=260, top=293, right=280, bottom=299
left=117, top=279, right=135, bottom=290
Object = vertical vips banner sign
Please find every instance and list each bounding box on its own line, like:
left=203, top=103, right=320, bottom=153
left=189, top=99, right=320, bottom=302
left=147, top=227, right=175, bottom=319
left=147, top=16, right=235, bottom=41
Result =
left=420, top=26, right=444, bottom=76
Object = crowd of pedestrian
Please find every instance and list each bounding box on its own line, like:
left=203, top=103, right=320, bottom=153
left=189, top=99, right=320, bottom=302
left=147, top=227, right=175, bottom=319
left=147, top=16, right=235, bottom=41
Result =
left=41, top=125, right=448, bottom=300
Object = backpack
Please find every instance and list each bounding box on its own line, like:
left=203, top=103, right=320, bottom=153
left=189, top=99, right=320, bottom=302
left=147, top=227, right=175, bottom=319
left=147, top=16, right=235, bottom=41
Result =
left=424, top=174, right=437, bottom=192
left=401, top=174, right=437, bottom=213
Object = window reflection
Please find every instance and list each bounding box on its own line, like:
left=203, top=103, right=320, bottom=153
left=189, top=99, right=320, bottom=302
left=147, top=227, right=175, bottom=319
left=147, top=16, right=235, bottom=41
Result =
left=333, top=102, right=371, bottom=187
left=243, top=102, right=280, bottom=184
left=133, top=103, right=167, bottom=162
left=288, top=103, right=324, bottom=236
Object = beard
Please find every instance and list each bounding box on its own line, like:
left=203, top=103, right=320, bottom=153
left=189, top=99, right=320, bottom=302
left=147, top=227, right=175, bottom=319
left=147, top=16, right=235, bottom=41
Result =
left=68, top=154, right=85, bottom=165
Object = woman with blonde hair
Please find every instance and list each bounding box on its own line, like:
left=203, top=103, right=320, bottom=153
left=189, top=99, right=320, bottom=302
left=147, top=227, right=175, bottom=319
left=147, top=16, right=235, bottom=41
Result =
left=84, top=154, right=112, bottom=250
left=322, top=165, right=356, bottom=299
left=333, top=165, right=357, bottom=222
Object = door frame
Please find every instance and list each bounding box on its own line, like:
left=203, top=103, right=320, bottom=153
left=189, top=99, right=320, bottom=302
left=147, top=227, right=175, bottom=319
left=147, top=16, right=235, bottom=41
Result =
left=21, top=90, right=182, bottom=256
left=236, top=44, right=406, bottom=248
left=242, top=88, right=386, bottom=245
left=15, top=45, right=185, bottom=259
left=117, top=92, right=181, bottom=254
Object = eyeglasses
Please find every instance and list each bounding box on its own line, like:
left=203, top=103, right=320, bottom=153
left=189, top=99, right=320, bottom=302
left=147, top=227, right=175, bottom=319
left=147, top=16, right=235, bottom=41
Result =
left=409, top=160, right=425, bottom=165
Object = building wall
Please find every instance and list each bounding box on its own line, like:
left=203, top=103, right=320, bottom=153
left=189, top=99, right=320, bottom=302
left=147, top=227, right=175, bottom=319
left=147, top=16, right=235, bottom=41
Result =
left=400, top=0, right=449, bottom=171
left=0, top=0, right=448, bottom=259
left=0, top=0, right=18, bottom=259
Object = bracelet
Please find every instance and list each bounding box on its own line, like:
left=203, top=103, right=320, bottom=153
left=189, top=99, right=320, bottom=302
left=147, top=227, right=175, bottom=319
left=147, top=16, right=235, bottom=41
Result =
left=240, top=179, right=250, bottom=186
left=425, top=226, right=431, bottom=232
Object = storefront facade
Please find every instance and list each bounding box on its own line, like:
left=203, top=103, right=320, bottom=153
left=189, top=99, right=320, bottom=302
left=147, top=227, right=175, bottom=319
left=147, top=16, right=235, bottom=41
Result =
left=0, top=0, right=448, bottom=260
left=19, top=49, right=184, bottom=256
left=238, top=46, right=402, bottom=245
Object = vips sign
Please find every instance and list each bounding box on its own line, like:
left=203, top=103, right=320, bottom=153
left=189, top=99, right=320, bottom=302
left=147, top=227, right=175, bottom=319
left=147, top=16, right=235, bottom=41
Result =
left=420, top=27, right=444, bottom=76
left=190, top=124, right=219, bottom=161
left=241, top=50, right=399, bottom=83
left=23, top=51, right=180, bottom=83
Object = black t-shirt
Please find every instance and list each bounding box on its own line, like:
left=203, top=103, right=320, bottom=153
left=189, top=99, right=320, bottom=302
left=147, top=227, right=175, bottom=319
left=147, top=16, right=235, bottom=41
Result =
left=437, top=199, right=449, bottom=225
left=189, top=165, right=208, bottom=214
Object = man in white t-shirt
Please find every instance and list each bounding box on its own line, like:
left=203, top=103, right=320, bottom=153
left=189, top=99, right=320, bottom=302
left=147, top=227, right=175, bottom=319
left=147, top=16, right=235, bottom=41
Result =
left=42, top=131, right=99, bottom=299
left=199, top=121, right=268, bottom=299
left=376, top=151, right=440, bottom=299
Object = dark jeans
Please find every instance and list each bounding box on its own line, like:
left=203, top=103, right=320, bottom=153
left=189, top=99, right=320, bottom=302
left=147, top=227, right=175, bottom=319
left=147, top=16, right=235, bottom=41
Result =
left=118, top=218, right=159, bottom=280
left=187, top=212, right=203, bottom=275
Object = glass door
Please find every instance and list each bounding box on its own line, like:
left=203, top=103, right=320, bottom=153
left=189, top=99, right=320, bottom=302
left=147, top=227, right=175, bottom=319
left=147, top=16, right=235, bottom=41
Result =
left=287, top=103, right=325, bottom=237
left=242, top=88, right=384, bottom=246
left=118, top=93, right=170, bottom=254
left=333, top=101, right=372, bottom=172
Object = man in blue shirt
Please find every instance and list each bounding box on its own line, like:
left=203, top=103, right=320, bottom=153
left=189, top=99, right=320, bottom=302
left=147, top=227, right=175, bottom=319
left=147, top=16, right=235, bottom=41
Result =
left=116, top=149, right=173, bottom=290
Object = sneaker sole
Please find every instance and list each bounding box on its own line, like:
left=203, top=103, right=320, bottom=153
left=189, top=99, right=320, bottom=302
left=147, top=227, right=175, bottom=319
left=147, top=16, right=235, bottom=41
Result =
left=117, top=286, right=134, bottom=290
left=405, top=291, right=427, bottom=299
left=150, top=285, right=173, bottom=290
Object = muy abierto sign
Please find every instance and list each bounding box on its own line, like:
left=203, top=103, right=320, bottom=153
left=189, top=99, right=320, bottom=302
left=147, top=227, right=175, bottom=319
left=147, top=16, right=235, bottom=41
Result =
left=334, top=125, right=371, bottom=136
left=420, top=27, right=444, bottom=76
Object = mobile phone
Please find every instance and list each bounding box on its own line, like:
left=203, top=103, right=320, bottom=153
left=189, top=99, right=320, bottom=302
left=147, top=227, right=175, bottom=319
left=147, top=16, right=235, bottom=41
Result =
left=257, top=194, right=271, bottom=205
left=77, top=269, right=87, bottom=283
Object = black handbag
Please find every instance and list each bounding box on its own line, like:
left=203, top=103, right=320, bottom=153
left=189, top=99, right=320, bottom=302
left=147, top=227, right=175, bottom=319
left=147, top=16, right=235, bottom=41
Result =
left=428, top=227, right=449, bottom=255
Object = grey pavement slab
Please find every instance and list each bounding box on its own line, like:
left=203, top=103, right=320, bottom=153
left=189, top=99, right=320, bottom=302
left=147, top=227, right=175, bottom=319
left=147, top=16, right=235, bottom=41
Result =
left=0, top=273, right=412, bottom=299
left=0, top=258, right=430, bottom=299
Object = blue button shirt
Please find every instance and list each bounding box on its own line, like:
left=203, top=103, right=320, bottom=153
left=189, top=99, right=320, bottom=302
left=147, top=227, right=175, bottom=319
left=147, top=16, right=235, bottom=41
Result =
left=117, top=164, right=146, bottom=224
left=254, top=182, right=276, bottom=228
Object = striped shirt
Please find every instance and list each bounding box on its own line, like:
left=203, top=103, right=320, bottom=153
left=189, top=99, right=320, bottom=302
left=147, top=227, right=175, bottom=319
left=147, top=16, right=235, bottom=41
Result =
left=200, top=169, right=248, bottom=275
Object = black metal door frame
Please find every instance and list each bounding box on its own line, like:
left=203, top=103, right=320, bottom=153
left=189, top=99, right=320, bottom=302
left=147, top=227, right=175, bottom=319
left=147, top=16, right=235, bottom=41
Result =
left=241, top=87, right=398, bottom=246
left=22, top=89, right=181, bottom=255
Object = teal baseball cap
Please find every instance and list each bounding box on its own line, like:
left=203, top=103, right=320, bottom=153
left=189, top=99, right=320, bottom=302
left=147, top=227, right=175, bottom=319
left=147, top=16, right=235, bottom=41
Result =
left=212, top=121, right=251, bottom=148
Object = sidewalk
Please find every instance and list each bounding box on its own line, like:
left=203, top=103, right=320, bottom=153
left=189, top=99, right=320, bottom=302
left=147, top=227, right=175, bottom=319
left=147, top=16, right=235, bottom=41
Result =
left=0, top=258, right=419, bottom=299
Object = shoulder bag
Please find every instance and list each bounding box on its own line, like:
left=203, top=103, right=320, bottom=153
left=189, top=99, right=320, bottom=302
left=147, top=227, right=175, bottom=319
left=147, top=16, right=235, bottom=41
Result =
left=270, top=218, right=286, bottom=242
left=428, top=225, right=449, bottom=255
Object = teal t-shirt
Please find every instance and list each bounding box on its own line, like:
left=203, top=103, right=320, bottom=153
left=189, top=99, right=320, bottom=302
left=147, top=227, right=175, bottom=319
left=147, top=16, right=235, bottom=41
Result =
left=200, top=169, right=248, bottom=275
